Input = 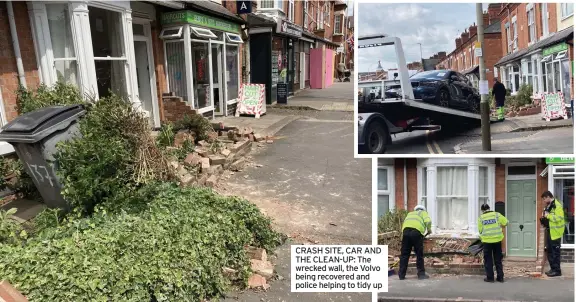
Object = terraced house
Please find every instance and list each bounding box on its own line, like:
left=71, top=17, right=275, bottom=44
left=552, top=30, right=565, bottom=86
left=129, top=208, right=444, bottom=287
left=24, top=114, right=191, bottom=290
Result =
left=494, top=3, right=573, bottom=107
left=377, top=158, right=574, bottom=267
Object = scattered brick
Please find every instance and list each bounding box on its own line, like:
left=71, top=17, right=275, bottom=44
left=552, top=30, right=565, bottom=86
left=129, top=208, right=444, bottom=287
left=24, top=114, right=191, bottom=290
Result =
left=205, top=175, right=218, bottom=188
left=200, top=158, right=210, bottom=171
left=184, top=153, right=202, bottom=166
left=250, top=259, right=274, bottom=279
left=0, top=280, right=29, bottom=302
left=221, top=149, right=231, bottom=157
left=246, top=246, right=267, bottom=262
left=209, top=155, right=226, bottom=165
left=247, top=274, right=268, bottom=289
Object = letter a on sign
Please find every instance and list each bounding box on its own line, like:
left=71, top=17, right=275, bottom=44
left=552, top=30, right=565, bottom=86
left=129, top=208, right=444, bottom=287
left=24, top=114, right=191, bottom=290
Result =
left=237, top=1, right=252, bottom=14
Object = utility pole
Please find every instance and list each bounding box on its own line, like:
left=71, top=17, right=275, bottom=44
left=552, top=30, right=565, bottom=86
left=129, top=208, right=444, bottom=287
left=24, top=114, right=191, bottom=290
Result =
left=417, top=43, right=423, bottom=69
left=476, top=3, right=491, bottom=151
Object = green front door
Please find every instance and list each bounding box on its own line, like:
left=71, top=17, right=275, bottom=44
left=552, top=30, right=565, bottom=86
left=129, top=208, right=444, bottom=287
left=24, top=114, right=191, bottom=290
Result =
left=506, top=179, right=537, bottom=257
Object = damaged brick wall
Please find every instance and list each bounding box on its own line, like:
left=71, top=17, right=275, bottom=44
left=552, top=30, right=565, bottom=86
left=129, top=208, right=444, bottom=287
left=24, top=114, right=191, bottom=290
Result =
left=162, top=97, right=197, bottom=122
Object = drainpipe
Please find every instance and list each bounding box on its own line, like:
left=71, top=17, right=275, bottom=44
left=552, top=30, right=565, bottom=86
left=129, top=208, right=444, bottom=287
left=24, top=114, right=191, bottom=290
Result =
left=404, top=160, right=408, bottom=210
left=7, top=1, right=27, bottom=89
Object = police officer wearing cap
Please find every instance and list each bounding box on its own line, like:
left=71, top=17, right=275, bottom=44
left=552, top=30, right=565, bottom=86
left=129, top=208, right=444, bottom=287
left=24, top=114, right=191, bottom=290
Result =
left=398, top=205, right=432, bottom=280
left=478, top=204, right=508, bottom=283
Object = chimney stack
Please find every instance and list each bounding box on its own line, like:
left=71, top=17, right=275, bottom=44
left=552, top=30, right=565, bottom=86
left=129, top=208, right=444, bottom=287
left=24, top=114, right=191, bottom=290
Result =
left=461, top=30, right=468, bottom=43
left=469, top=24, right=477, bottom=38
left=483, top=12, right=489, bottom=27
left=456, top=37, right=462, bottom=48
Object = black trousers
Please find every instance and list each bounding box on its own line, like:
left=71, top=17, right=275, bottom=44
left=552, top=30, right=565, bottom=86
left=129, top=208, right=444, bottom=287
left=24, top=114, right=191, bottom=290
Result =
left=399, top=228, right=425, bottom=278
left=483, top=241, right=504, bottom=280
left=546, top=230, right=562, bottom=273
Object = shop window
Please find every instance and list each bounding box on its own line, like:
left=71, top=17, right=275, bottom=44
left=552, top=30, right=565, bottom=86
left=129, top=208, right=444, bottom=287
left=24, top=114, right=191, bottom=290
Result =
left=225, top=33, right=243, bottom=44
left=377, top=166, right=394, bottom=217
left=46, top=4, right=78, bottom=86
left=190, top=26, right=217, bottom=39
left=560, top=60, right=571, bottom=100
left=89, top=6, right=127, bottom=99
left=554, top=177, right=574, bottom=245
left=437, top=167, right=468, bottom=230
left=165, top=41, right=187, bottom=101
left=160, top=26, right=183, bottom=39
left=532, top=59, right=539, bottom=92
left=225, top=45, right=239, bottom=102
left=191, top=42, right=212, bottom=110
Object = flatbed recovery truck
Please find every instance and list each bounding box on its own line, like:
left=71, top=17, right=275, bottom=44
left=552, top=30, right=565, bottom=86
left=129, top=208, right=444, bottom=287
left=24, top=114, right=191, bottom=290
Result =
left=357, top=35, right=481, bottom=154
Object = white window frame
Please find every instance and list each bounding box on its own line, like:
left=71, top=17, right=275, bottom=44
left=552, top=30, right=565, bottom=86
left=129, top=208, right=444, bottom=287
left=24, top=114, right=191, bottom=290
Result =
left=303, top=0, right=309, bottom=29
left=258, top=0, right=284, bottom=12
left=377, top=164, right=395, bottom=215
left=334, top=14, right=343, bottom=34
left=512, top=16, right=518, bottom=51
left=527, top=4, right=536, bottom=44
left=160, top=26, right=183, bottom=39
left=223, top=43, right=241, bottom=105
left=288, top=0, right=295, bottom=22
left=505, top=22, right=512, bottom=54
left=555, top=50, right=568, bottom=60
left=561, top=3, right=574, bottom=20
left=0, top=86, right=15, bottom=155
left=190, top=26, right=217, bottom=39
left=317, top=3, right=324, bottom=30
left=417, top=158, right=496, bottom=236
left=540, top=3, right=549, bottom=38
left=225, top=33, right=243, bottom=44
left=28, top=1, right=139, bottom=106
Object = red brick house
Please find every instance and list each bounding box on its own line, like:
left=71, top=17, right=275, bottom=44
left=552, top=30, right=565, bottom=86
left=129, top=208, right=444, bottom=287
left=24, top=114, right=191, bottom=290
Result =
left=436, top=4, right=503, bottom=88
left=377, top=158, right=575, bottom=265
left=494, top=3, right=573, bottom=105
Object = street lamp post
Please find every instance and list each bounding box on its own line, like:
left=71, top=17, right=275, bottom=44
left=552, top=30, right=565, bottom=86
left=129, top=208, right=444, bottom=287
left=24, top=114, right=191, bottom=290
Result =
left=476, top=3, right=491, bottom=151
left=417, top=43, right=423, bottom=69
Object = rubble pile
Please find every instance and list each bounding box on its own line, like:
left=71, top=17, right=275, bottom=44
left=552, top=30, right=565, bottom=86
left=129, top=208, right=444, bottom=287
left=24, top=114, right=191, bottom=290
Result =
left=244, top=246, right=276, bottom=290
left=166, top=125, right=274, bottom=189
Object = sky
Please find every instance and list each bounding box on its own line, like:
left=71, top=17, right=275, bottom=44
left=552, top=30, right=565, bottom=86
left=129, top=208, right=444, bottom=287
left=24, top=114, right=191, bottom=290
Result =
left=357, top=3, right=489, bottom=72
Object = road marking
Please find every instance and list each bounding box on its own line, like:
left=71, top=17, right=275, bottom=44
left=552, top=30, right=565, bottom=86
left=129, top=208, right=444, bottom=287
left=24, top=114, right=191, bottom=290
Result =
left=425, top=130, right=436, bottom=154
left=297, top=119, right=352, bottom=123
left=317, top=126, right=350, bottom=135
left=433, top=140, right=443, bottom=154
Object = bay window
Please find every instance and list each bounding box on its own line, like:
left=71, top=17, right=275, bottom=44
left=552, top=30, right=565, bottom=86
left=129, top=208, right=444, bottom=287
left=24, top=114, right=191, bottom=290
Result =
left=377, top=163, right=394, bottom=217
left=437, top=167, right=468, bottom=230
left=521, top=59, right=533, bottom=88
left=165, top=41, right=188, bottom=101
left=46, top=4, right=78, bottom=86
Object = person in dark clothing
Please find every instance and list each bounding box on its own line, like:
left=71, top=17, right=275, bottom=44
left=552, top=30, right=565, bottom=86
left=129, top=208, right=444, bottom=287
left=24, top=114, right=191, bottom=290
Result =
left=492, top=78, right=507, bottom=121
left=398, top=205, right=432, bottom=280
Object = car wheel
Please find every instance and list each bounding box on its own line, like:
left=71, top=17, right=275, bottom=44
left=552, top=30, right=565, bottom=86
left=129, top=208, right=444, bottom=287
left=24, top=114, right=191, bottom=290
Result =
left=359, top=120, right=388, bottom=154
left=468, top=96, right=480, bottom=113
left=436, top=88, right=450, bottom=107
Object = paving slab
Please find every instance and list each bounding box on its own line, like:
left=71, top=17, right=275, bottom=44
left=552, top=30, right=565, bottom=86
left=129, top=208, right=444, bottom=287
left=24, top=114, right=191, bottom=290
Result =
left=273, top=82, right=354, bottom=112
left=213, top=114, right=300, bottom=137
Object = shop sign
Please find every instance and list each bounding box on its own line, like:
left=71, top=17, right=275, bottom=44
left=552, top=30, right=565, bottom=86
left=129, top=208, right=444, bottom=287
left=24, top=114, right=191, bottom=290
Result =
left=541, top=92, right=568, bottom=121
left=236, top=84, right=267, bottom=118
left=276, top=20, right=302, bottom=38
left=237, top=1, right=252, bottom=14
left=546, top=157, right=575, bottom=164
left=543, top=42, right=568, bottom=56
left=161, top=11, right=240, bottom=33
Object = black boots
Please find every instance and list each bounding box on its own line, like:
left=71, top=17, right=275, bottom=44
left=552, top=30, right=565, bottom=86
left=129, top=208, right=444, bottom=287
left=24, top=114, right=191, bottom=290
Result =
left=546, top=271, right=562, bottom=277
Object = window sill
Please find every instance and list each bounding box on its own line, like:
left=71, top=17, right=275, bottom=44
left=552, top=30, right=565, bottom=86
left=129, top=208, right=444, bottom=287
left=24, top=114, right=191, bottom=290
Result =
left=333, top=33, right=344, bottom=36
left=561, top=14, right=574, bottom=21
left=197, top=106, right=215, bottom=114
left=561, top=243, right=574, bottom=249
left=227, top=98, right=239, bottom=105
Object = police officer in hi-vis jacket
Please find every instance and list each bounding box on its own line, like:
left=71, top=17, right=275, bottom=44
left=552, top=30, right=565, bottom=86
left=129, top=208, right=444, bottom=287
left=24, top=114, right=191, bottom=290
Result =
left=398, top=205, right=432, bottom=280
left=540, top=191, right=565, bottom=277
left=478, top=204, right=508, bottom=283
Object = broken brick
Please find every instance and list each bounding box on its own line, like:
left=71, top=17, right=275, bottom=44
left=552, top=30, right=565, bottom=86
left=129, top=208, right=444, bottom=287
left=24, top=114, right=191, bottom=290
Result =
left=196, top=148, right=209, bottom=157
left=221, top=149, right=231, bottom=157
left=246, top=246, right=268, bottom=262
left=0, top=280, right=29, bottom=302
left=200, top=158, right=210, bottom=171
left=184, top=153, right=202, bottom=166
left=205, top=175, right=218, bottom=188
left=250, top=259, right=274, bottom=279
left=173, top=131, right=194, bottom=147
left=209, top=155, right=226, bottom=165
left=207, top=132, right=218, bottom=141
left=198, top=140, right=209, bottom=147
left=248, top=274, right=268, bottom=289
left=230, top=140, right=251, bottom=153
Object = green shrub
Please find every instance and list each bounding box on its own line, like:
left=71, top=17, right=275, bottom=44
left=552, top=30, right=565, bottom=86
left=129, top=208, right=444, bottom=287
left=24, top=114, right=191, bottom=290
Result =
left=515, top=84, right=533, bottom=107
left=377, top=209, right=408, bottom=251
left=54, top=94, right=173, bottom=214
left=173, top=114, right=213, bottom=142
left=0, top=156, right=38, bottom=200
left=0, top=183, right=284, bottom=302
left=156, top=123, right=175, bottom=148
left=16, top=82, right=84, bottom=115
left=0, top=208, right=27, bottom=245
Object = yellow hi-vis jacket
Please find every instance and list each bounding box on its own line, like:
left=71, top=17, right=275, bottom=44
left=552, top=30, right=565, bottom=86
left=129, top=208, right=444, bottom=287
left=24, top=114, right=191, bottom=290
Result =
left=402, top=210, right=432, bottom=235
left=547, top=199, right=565, bottom=241
left=478, top=211, right=508, bottom=243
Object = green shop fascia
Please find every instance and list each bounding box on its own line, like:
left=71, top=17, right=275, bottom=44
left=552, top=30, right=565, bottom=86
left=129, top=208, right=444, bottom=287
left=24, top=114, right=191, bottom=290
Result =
left=544, top=157, right=575, bottom=248
left=159, top=11, right=244, bottom=118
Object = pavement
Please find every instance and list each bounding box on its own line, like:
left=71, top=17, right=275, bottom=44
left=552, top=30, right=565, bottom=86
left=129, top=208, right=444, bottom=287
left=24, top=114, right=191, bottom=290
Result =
left=384, top=115, right=573, bottom=154
left=217, top=111, right=371, bottom=301
left=379, top=275, right=574, bottom=302
left=272, top=81, right=354, bottom=112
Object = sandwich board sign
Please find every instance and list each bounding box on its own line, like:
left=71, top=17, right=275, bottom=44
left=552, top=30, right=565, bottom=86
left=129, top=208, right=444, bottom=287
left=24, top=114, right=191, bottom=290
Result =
left=236, top=83, right=266, bottom=118
left=541, top=92, right=568, bottom=121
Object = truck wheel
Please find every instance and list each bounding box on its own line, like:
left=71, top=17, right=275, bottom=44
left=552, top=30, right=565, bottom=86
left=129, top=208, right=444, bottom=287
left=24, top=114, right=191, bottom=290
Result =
left=360, top=121, right=388, bottom=154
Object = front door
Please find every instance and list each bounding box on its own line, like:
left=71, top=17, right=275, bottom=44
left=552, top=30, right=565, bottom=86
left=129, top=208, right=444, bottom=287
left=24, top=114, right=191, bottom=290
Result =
left=212, top=44, right=224, bottom=115
left=506, top=179, right=537, bottom=257
left=133, top=36, right=160, bottom=128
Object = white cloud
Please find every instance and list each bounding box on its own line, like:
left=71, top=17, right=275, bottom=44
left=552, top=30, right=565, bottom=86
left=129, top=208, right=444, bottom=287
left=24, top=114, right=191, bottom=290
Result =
left=385, top=4, right=431, bottom=22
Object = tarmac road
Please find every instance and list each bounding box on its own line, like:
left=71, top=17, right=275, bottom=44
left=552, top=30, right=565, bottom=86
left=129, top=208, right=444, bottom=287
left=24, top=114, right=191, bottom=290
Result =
left=219, top=111, right=372, bottom=302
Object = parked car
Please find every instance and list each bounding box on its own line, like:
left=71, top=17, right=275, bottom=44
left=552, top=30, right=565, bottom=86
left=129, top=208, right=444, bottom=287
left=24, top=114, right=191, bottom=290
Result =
left=386, top=70, right=480, bottom=113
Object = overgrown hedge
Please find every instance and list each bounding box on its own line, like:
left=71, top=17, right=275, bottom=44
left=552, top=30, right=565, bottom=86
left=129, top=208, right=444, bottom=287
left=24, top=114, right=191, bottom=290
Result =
left=0, top=183, right=284, bottom=301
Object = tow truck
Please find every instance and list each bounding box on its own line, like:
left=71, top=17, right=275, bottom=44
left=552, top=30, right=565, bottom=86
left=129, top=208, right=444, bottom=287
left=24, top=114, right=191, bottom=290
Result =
left=357, top=35, right=481, bottom=154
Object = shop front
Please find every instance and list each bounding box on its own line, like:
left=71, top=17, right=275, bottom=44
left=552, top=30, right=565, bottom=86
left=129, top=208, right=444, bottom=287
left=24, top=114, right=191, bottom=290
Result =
left=160, top=10, right=243, bottom=118
left=543, top=157, right=574, bottom=259
left=249, top=18, right=302, bottom=104
left=541, top=42, right=572, bottom=103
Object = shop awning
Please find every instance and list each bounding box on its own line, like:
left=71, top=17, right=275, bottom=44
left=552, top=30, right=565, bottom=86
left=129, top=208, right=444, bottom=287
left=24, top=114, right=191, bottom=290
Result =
left=246, top=13, right=277, bottom=28
left=462, top=65, right=479, bottom=75
left=495, top=26, right=573, bottom=67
